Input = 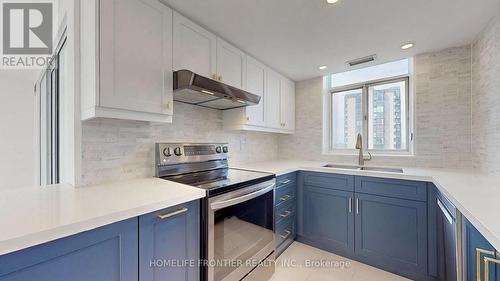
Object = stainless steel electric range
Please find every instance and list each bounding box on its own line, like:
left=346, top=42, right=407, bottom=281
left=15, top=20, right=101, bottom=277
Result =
left=155, top=143, right=276, bottom=281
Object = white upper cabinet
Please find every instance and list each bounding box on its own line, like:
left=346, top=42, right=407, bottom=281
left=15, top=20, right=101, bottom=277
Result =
left=280, top=78, right=296, bottom=131
left=265, top=69, right=282, bottom=129
left=244, top=56, right=266, bottom=126
left=216, top=39, right=246, bottom=88
left=100, top=0, right=173, bottom=115
left=223, top=57, right=295, bottom=134
left=81, top=0, right=173, bottom=122
left=173, top=11, right=217, bottom=78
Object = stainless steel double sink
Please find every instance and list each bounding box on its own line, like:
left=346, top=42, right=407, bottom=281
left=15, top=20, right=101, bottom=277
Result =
left=323, top=164, right=404, bottom=174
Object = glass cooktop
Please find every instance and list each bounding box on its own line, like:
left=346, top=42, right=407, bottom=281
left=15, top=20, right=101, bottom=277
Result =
left=161, top=168, right=275, bottom=196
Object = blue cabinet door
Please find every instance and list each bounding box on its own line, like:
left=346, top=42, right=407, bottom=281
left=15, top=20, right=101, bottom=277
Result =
left=465, top=220, right=497, bottom=281
left=298, top=185, right=354, bottom=256
left=354, top=193, right=427, bottom=280
left=139, top=200, right=200, bottom=281
left=0, top=218, right=138, bottom=281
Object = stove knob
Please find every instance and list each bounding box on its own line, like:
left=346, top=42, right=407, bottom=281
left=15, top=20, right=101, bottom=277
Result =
left=174, top=147, right=182, bottom=156
left=216, top=146, right=222, bottom=153
left=162, top=147, right=172, bottom=157
left=223, top=146, right=228, bottom=153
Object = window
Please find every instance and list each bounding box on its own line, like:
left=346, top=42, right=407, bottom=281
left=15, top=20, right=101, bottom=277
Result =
left=325, top=59, right=413, bottom=155
left=36, top=35, right=67, bottom=185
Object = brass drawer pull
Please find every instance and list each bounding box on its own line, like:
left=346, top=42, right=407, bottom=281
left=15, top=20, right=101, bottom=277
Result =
left=280, top=230, right=291, bottom=240
left=280, top=195, right=291, bottom=202
left=484, top=256, right=500, bottom=281
left=279, top=211, right=291, bottom=218
left=279, top=179, right=291, bottom=185
left=158, top=207, right=188, bottom=220
left=476, top=248, right=495, bottom=281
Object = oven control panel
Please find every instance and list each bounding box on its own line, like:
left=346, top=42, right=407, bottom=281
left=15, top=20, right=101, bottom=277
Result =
left=156, top=143, right=229, bottom=165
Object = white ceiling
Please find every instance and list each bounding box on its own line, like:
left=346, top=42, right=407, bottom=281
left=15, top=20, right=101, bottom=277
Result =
left=164, top=0, right=500, bottom=81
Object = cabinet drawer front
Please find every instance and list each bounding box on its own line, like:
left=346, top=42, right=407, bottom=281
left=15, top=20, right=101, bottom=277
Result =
left=276, top=173, right=297, bottom=188
left=302, top=172, right=354, bottom=192
left=355, top=176, right=427, bottom=201
left=276, top=217, right=295, bottom=248
left=355, top=193, right=427, bottom=278
left=275, top=182, right=296, bottom=207
left=275, top=199, right=296, bottom=225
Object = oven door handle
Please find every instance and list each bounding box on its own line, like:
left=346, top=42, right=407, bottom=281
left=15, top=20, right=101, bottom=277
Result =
left=210, top=183, right=275, bottom=211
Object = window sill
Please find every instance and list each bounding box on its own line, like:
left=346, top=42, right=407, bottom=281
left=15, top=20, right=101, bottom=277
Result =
left=322, top=151, right=415, bottom=157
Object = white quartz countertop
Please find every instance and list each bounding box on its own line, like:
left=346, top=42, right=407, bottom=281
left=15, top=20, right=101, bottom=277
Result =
left=232, top=160, right=500, bottom=251
left=0, top=178, right=205, bottom=256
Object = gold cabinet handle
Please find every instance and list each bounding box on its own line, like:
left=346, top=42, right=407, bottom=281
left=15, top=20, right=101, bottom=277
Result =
left=280, top=195, right=291, bottom=202
left=476, top=248, right=495, bottom=281
left=157, top=207, right=188, bottom=220
left=280, top=230, right=291, bottom=239
left=484, top=256, right=500, bottom=281
left=279, top=211, right=291, bottom=218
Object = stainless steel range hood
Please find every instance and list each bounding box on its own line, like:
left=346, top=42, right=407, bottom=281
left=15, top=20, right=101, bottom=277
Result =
left=173, top=70, right=261, bottom=110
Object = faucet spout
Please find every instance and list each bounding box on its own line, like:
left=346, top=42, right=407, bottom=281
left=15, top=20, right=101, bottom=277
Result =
left=355, top=134, right=372, bottom=166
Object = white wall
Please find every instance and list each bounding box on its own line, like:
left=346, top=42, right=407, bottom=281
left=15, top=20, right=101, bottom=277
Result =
left=0, top=70, right=37, bottom=189
left=472, top=8, right=500, bottom=175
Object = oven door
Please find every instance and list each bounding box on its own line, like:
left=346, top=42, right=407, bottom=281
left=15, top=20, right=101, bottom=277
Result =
left=208, top=179, right=275, bottom=281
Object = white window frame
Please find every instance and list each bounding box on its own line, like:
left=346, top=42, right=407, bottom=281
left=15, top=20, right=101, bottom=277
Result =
left=323, top=72, right=415, bottom=156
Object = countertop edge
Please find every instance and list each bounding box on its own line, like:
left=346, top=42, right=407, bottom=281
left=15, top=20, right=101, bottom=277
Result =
left=0, top=192, right=205, bottom=256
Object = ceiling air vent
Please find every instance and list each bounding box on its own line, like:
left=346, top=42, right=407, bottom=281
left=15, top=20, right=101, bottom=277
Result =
left=347, top=55, right=377, bottom=67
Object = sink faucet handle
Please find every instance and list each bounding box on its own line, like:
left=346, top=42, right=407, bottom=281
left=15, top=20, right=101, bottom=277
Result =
left=365, top=152, right=372, bottom=161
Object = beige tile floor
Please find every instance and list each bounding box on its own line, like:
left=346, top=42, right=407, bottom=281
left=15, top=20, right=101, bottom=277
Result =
left=270, top=242, right=411, bottom=281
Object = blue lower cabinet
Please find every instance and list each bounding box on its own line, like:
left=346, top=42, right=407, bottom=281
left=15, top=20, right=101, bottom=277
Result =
left=354, top=193, right=428, bottom=280
left=139, top=200, right=200, bottom=281
left=298, top=185, right=355, bottom=256
left=0, top=218, right=138, bottom=281
left=465, top=219, right=498, bottom=281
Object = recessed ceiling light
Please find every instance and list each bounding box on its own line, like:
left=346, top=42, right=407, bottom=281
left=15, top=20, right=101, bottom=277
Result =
left=319, top=65, right=328, bottom=70
left=401, top=43, right=414, bottom=50
left=326, top=0, right=339, bottom=4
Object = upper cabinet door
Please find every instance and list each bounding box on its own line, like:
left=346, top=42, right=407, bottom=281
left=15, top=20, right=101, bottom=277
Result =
left=216, top=39, right=245, bottom=88
left=245, top=56, right=266, bottom=126
left=173, top=12, right=217, bottom=78
left=100, top=0, right=173, bottom=115
left=265, top=69, right=281, bottom=129
left=280, top=78, right=295, bottom=131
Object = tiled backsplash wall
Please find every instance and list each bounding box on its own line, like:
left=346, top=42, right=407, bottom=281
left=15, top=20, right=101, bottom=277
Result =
left=472, top=11, right=500, bottom=175
left=278, top=46, right=473, bottom=169
left=81, top=103, right=279, bottom=186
